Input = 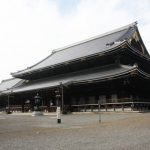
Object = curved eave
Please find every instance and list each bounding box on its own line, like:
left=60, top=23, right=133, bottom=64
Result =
left=11, top=64, right=137, bottom=94
left=0, top=89, right=12, bottom=96
left=125, top=41, right=150, bottom=61
left=137, top=68, right=150, bottom=79
left=12, top=42, right=126, bottom=79
left=73, top=66, right=150, bottom=85
left=73, top=65, right=137, bottom=85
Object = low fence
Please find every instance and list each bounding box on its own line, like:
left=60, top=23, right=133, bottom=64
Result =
left=4, top=105, right=57, bottom=113
left=70, top=102, right=150, bottom=112
left=2, top=98, right=150, bottom=113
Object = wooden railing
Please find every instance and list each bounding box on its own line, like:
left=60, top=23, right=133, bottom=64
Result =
left=5, top=105, right=57, bottom=113
left=3, top=98, right=150, bottom=113
left=70, top=99, right=150, bottom=112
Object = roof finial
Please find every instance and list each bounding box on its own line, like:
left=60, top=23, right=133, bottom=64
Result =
left=134, top=21, right=138, bottom=25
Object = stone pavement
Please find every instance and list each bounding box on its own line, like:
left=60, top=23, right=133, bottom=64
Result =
left=0, top=112, right=150, bottom=150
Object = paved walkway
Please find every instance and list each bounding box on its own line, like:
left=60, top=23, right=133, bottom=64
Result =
left=0, top=112, right=150, bottom=150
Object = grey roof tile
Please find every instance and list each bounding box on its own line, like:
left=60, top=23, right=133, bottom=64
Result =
left=0, top=78, right=22, bottom=92
left=12, top=22, right=137, bottom=77
left=12, top=64, right=135, bottom=93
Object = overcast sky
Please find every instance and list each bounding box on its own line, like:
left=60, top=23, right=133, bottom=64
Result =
left=0, top=0, right=150, bottom=82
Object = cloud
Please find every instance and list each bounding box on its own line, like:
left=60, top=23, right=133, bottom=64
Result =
left=0, top=0, right=150, bottom=81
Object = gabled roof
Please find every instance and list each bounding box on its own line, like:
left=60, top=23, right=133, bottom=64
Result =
left=10, top=64, right=139, bottom=93
left=0, top=78, right=23, bottom=93
left=12, top=22, right=149, bottom=78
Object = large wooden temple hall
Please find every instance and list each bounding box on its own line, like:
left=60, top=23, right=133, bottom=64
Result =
left=0, top=22, right=150, bottom=113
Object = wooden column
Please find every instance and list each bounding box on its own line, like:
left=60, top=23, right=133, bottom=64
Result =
left=21, top=96, right=24, bottom=113
left=122, top=104, right=124, bottom=111
left=60, top=82, right=64, bottom=114
left=7, top=94, right=10, bottom=112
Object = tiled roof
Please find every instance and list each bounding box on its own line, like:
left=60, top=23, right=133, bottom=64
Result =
left=12, top=22, right=138, bottom=77
left=0, top=78, right=23, bottom=92
left=12, top=64, right=136, bottom=93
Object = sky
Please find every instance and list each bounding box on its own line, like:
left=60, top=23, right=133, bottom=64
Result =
left=0, top=0, right=150, bottom=82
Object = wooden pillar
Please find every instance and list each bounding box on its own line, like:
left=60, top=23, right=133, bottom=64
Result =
left=84, top=105, right=86, bottom=112
left=7, top=91, right=13, bottom=113
left=21, top=97, right=24, bottom=113
left=91, top=105, right=93, bottom=112
left=122, top=104, right=124, bottom=111
left=60, top=83, right=64, bottom=114
left=105, top=104, right=108, bottom=112
left=7, top=94, right=10, bottom=112
left=114, top=105, right=116, bottom=111
left=78, top=104, right=80, bottom=112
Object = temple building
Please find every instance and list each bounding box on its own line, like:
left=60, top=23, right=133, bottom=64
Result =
left=0, top=22, right=150, bottom=113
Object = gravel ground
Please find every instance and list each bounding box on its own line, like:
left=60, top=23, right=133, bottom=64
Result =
left=0, top=112, right=150, bottom=150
